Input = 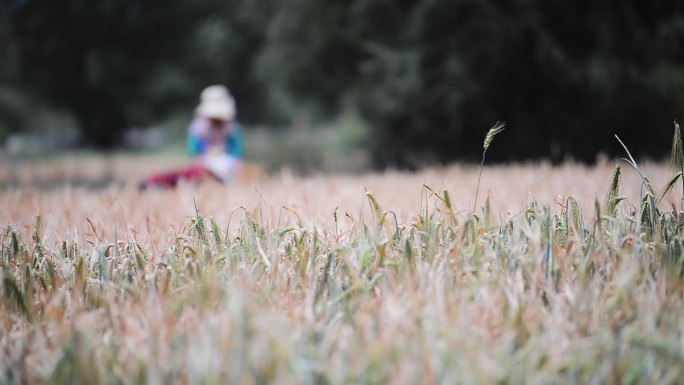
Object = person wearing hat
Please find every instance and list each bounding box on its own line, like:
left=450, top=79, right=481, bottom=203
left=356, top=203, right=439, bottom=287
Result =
left=140, top=85, right=244, bottom=188
left=187, top=85, right=244, bottom=179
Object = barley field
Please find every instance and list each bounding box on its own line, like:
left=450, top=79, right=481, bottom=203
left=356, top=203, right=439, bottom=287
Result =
left=1, top=153, right=683, bottom=384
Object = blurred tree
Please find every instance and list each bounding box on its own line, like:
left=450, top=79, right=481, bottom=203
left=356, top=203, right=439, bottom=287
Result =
left=4, top=0, right=194, bottom=147
left=3, top=0, right=684, bottom=163
left=3, top=0, right=276, bottom=148
left=180, top=1, right=278, bottom=124
left=0, top=4, right=22, bottom=144
left=259, top=0, right=684, bottom=167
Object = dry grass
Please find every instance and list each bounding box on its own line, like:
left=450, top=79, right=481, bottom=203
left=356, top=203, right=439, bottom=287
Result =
left=1, top=154, right=683, bottom=384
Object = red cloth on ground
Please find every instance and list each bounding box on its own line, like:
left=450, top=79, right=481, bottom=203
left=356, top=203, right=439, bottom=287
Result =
left=142, top=164, right=214, bottom=188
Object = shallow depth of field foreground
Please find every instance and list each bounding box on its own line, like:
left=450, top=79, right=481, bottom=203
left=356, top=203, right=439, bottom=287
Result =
left=1, top=157, right=684, bottom=384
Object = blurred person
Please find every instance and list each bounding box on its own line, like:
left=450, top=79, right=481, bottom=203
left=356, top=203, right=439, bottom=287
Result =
left=140, top=85, right=244, bottom=189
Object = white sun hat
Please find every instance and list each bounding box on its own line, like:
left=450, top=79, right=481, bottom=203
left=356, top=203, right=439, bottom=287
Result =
left=200, top=85, right=231, bottom=102
left=195, top=85, right=236, bottom=121
left=196, top=98, right=235, bottom=121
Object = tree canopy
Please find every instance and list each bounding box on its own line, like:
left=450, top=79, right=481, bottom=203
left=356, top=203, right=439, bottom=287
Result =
left=259, top=0, right=684, bottom=166
left=2, top=0, right=684, bottom=165
left=2, top=0, right=271, bottom=148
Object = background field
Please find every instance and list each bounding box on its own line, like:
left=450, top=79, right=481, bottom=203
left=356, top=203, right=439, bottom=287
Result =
left=1, top=157, right=683, bottom=384
left=1, top=155, right=679, bottom=238
left=3, top=3, right=684, bottom=382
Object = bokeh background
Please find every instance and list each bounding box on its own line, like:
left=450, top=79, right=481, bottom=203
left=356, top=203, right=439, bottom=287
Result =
left=1, top=0, right=684, bottom=172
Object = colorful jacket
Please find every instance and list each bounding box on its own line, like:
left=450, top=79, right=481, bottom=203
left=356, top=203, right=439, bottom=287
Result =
left=186, top=118, right=244, bottom=159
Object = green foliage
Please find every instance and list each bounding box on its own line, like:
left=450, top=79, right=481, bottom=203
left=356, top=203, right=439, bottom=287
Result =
left=1, top=0, right=274, bottom=147
left=2, top=0, right=684, bottom=164
left=260, top=0, right=684, bottom=167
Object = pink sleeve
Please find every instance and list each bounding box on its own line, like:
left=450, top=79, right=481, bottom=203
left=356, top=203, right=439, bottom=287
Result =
left=190, top=118, right=210, bottom=138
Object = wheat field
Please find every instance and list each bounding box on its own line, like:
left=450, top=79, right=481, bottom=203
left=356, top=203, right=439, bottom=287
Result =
left=1, top=154, right=683, bottom=384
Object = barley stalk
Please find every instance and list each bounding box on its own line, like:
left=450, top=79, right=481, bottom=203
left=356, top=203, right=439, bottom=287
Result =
left=605, top=163, right=622, bottom=216
left=474, top=122, right=505, bottom=212
left=671, top=120, right=684, bottom=211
